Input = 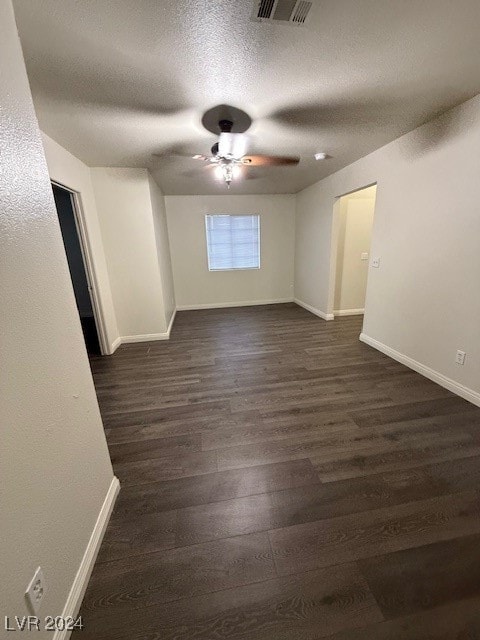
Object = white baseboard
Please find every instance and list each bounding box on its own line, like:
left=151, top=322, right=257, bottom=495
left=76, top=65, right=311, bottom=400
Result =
left=121, top=332, right=170, bottom=344
left=294, top=298, right=334, bottom=321
left=334, top=308, right=365, bottom=317
left=166, top=308, right=177, bottom=335
left=112, top=303, right=290, bottom=348
left=360, top=333, right=480, bottom=408
left=111, top=310, right=178, bottom=349
left=176, top=298, right=294, bottom=311
left=109, top=336, right=122, bottom=353
left=54, top=476, right=120, bottom=640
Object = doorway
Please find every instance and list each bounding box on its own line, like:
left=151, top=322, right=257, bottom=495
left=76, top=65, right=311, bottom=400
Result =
left=52, top=183, right=102, bottom=355
left=333, top=185, right=377, bottom=317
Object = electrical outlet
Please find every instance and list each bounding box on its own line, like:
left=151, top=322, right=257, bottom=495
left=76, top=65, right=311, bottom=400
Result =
left=372, top=257, right=380, bottom=268
left=25, top=567, right=46, bottom=615
left=455, top=350, right=466, bottom=365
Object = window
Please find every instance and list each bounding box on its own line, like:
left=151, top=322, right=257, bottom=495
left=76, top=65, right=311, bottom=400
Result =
left=205, top=214, right=260, bottom=271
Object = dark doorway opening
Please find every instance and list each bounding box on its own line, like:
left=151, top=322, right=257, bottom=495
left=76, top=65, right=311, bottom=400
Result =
left=52, top=183, right=101, bottom=355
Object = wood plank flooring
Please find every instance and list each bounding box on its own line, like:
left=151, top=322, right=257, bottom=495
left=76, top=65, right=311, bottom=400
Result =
left=78, top=303, right=480, bottom=639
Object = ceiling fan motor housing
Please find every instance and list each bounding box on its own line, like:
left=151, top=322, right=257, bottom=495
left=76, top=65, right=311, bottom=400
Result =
left=218, top=119, right=234, bottom=133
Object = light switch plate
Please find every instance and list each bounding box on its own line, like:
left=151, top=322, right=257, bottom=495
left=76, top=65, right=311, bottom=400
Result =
left=361, top=252, right=369, bottom=261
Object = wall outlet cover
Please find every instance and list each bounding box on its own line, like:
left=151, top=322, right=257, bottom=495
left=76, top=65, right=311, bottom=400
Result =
left=372, top=257, right=380, bottom=268
left=455, top=350, right=466, bottom=365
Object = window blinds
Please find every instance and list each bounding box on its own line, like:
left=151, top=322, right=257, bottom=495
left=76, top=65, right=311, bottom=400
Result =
left=205, top=214, right=260, bottom=271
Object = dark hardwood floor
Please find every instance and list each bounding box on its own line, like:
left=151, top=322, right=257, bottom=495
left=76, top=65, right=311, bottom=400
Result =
left=79, top=303, right=480, bottom=639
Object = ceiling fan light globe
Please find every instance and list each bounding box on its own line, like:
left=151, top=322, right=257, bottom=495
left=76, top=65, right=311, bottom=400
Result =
left=218, top=132, right=249, bottom=160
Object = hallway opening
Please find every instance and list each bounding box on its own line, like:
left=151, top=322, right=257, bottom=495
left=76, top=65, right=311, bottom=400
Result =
left=333, top=185, right=377, bottom=318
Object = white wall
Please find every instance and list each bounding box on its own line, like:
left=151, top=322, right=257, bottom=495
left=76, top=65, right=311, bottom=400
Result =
left=90, top=168, right=168, bottom=339
left=41, top=146, right=176, bottom=346
left=0, top=0, right=116, bottom=634
left=148, top=174, right=176, bottom=327
left=165, top=195, right=296, bottom=308
left=334, top=189, right=376, bottom=313
left=295, top=95, right=480, bottom=403
left=41, top=132, right=120, bottom=353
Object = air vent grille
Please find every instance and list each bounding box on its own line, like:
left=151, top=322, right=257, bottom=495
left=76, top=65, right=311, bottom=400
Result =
left=292, top=0, right=312, bottom=23
left=253, top=0, right=314, bottom=25
left=257, top=0, right=275, bottom=19
left=273, top=0, right=297, bottom=21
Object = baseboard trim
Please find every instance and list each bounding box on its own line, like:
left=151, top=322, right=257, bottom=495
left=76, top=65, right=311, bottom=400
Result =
left=109, top=310, right=178, bottom=348
left=294, top=298, right=334, bottom=321
left=166, top=308, right=177, bottom=335
left=54, top=476, right=120, bottom=640
left=121, top=332, right=170, bottom=343
left=176, top=298, right=294, bottom=311
left=334, top=308, right=365, bottom=317
left=110, top=336, right=122, bottom=353
left=360, top=333, right=480, bottom=408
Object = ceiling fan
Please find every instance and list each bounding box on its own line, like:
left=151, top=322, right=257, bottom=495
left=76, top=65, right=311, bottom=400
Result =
left=192, top=119, right=300, bottom=188
left=155, top=111, right=300, bottom=188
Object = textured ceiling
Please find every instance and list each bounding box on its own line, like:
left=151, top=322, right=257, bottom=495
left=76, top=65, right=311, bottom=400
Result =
left=13, top=0, right=480, bottom=195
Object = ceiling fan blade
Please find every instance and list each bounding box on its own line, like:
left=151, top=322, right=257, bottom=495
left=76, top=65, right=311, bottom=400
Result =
left=218, top=133, right=249, bottom=158
left=241, top=155, right=300, bottom=166
left=152, top=152, right=212, bottom=161
left=192, top=154, right=213, bottom=161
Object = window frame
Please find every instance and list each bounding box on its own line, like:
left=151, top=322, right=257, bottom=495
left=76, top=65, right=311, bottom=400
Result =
left=205, top=214, right=261, bottom=272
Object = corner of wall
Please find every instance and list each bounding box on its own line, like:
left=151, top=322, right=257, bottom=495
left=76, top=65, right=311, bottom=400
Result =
left=40, top=132, right=120, bottom=354
left=90, top=167, right=169, bottom=338
left=294, top=298, right=334, bottom=321
left=147, top=172, right=177, bottom=328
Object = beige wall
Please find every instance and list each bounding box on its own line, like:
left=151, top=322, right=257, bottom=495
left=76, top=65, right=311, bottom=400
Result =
left=90, top=168, right=168, bottom=339
left=295, top=95, right=480, bottom=403
left=0, top=0, right=115, bottom=634
left=40, top=144, right=176, bottom=346
left=334, top=189, right=376, bottom=313
left=41, top=132, right=120, bottom=353
left=148, top=174, right=176, bottom=327
left=165, top=195, right=295, bottom=308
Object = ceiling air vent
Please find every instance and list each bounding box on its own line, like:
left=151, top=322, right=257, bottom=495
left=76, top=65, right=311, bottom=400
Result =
left=253, top=0, right=314, bottom=25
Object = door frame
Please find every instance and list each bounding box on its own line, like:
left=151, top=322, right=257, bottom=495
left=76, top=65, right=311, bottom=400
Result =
left=327, top=182, right=378, bottom=323
left=52, top=180, right=109, bottom=355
